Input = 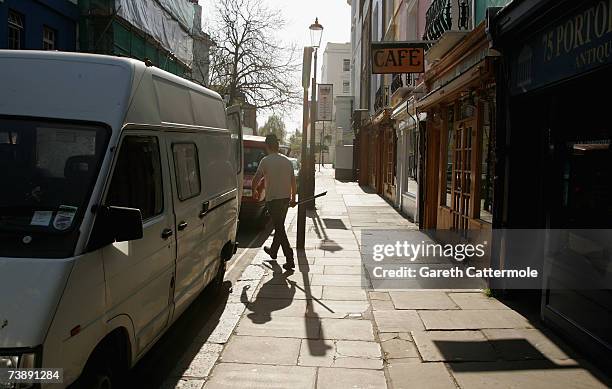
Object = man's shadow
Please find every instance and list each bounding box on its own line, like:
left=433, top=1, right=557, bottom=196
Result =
left=241, top=261, right=296, bottom=324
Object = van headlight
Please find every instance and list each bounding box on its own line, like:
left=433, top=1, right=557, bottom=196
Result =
left=0, top=352, right=37, bottom=389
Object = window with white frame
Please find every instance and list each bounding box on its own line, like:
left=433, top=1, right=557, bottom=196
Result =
left=343, top=80, right=350, bottom=93
left=8, top=10, right=24, bottom=50
left=43, top=26, right=56, bottom=50
left=343, top=59, right=350, bottom=72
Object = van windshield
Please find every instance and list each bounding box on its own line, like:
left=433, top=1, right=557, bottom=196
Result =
left=244, top=146, right=267, bottom=174
left=0, top=118, right=109, bottom=257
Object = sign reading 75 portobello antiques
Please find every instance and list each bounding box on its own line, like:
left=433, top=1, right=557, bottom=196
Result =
left=371, top=41, right=432, bottom=74
left=511, top=0, right=612, bottom=94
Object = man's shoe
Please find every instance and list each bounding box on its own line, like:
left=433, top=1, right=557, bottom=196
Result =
left=283, top=260, right=295, bottom=271
left=264, top=246, right=277, bottom=260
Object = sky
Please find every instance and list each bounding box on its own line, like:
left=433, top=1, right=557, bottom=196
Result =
left=199, top=0, right=352, bottom=135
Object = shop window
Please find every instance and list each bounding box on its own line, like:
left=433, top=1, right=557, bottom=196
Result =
left=173, top=143, right=201, bottom=201
left=8, top=10, right=24, bottom=50
left=405, top=127, right=418, bottom=196
left=442, top=107, right=455, bottom=207
left=479, top=100, right=495, bottom=223
left=107, top=136, right=164, bottom=221
left=43, top=26, right=56, bottom=50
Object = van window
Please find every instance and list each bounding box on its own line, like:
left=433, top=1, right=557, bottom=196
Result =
left=172, top=143, right=201, bottom=200
left=106, top=136, right=163, bottom=220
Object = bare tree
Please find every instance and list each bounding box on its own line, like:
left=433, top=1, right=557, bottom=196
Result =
left=208, top=0, right=300, bottom=113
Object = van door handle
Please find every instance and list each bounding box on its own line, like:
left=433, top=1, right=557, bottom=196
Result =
left=178, top=221, right=188, bottom=231
left=161, top=228, right=173, bottom=239
left=199, top=201, right=210, bottom=218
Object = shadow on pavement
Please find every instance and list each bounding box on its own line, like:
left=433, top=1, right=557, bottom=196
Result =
left=241, top=261, right=295, bottom=324
left=122, top=281, right=232, bottom=388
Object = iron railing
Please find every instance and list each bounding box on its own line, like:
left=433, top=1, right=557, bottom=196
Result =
left=423, top=0, right=471, bottom=44
left=374, top=85, right=389, bottom=113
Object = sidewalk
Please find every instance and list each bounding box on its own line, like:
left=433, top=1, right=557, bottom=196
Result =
left=167, top=166, right=611, bottom=389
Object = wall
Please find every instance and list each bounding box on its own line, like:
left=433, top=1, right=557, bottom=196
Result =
left=0, top=0, right=78, bottom=50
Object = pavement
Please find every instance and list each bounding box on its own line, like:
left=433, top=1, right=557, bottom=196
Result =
left=161, top=166, right=611, bottom=389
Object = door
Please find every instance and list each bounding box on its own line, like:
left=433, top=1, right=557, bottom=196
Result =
left=450, top=119, right=475, bottom=231
left=102, top=133, right=176, bottom=354
left=167, top=136, right=207, bottom=315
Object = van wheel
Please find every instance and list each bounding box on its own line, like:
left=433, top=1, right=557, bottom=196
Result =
left=77, top=362, right=114, bottom=389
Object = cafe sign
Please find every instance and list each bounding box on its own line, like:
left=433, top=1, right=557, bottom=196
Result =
left=371, top=41, right=432, bottom=74
left=511, top=0, right=612, bottom=94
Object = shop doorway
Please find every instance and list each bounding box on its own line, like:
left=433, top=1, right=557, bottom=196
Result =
left=450, top=118, right=475, bottom=231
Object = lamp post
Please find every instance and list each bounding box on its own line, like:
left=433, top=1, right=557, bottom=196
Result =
left=307, top=17, right=323, bottom=210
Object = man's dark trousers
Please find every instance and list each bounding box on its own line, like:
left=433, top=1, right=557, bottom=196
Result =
left=267, top=198, right=294, bottom=262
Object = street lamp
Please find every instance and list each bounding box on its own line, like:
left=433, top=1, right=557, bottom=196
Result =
left=307, top=17, right=323, bottom=208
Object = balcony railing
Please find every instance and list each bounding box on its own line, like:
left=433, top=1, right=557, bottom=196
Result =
left=390, top=74, right=418, bottom=95
left=374, top=86, right=389, bottom=113
left=423, top=0, right=471, bottom=43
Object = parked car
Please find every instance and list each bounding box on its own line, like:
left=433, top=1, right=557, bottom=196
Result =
left=0, top=51, right=242, bottom=388
left=239, top=135, right=268, bottom=221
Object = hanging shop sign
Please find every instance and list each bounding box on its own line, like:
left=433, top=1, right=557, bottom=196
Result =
left=317, top=84, right=333, bottom=122
left=371, top=41, right=433, bottom=74
left=510, top=0, right=612, bottom=94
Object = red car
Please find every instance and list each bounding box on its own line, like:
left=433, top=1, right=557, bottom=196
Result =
left=239, top=135, right=268, bottom=221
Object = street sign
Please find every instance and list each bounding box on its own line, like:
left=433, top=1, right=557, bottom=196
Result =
left=371, top=41, right=433, bottom=74
left=317, top=84, right=333, bottom=122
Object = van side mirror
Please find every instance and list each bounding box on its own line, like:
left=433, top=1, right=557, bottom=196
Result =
left=87, top=206, right=143, bottom=251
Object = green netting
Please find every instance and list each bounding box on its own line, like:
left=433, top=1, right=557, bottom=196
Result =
left=131, top=34, right=145, bottom=60
left=145, top=43, right=159, bottom=65
left=113, top=21, right=130, bottom=55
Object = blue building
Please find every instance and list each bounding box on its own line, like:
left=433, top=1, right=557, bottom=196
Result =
left=0, top=0, right=79, bottom=51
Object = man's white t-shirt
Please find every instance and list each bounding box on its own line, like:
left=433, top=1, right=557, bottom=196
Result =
left=253, top=153, right=294, bottom=201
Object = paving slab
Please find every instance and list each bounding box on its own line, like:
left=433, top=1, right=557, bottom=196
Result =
left=482, top=328, right=576, bottom=361
left=389, top=291, right=458, bottom=310
left=311, top=274, right=365, bottom=287
left=254, top=284, right=323, bottom=300
left=298, top=339, right=382, bottom=369
left=419, top=309, right=532, bottom=330
left=173, top=343, right=223, bottom=379
left=387, top=362, right=456, bottom=389
left=316, top=367, right=387, bottom=389
left=448, top=292, right=510, bottom=310
left=373, top=310, right=425, bottom=332
left=368, top=291, right=391, bottom=301
left=371, top=299, right=396, bottom=310
left=320, top=318, right=375, bottom=341
left=198, top=303, right=245, bottom=344
left=450, top=360, right=610, bottom=389
left=322, top=286, right=368, bottom=300
left=314, top=258, right=364, bottom=266
left=324, top=265, right=363, bottom=275
left=235, top=315, right=321, bottom=339
left=381, top=337, right=419, bottom=359
left=204, top=363, right=317, bottom=389
left=412, top=330, right=497, bottom=362
left=220, top=336, right=300, bottom=365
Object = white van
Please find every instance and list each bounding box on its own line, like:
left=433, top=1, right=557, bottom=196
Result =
left=0, top=51, right=243, bottom=388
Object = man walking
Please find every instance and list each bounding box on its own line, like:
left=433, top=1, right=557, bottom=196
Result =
left=252, top=134, right=296, bottom=270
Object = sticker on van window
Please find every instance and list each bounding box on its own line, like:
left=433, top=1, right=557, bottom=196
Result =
left=31, top=211, right=53, bottom=226
left=53, top=206, right=78, bottom=231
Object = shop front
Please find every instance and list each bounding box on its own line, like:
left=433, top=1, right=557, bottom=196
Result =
left=491, top=0, right=612, bottom=364
left=417, top=23, right=498, bottom=232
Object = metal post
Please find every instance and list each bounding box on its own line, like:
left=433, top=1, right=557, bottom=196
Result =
left=307, top=48, right=318, bottom=209
left=297, top=89, right=309, bottom=249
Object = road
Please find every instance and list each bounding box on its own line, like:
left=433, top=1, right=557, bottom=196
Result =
left=122, top=219, right=271, bottom=388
